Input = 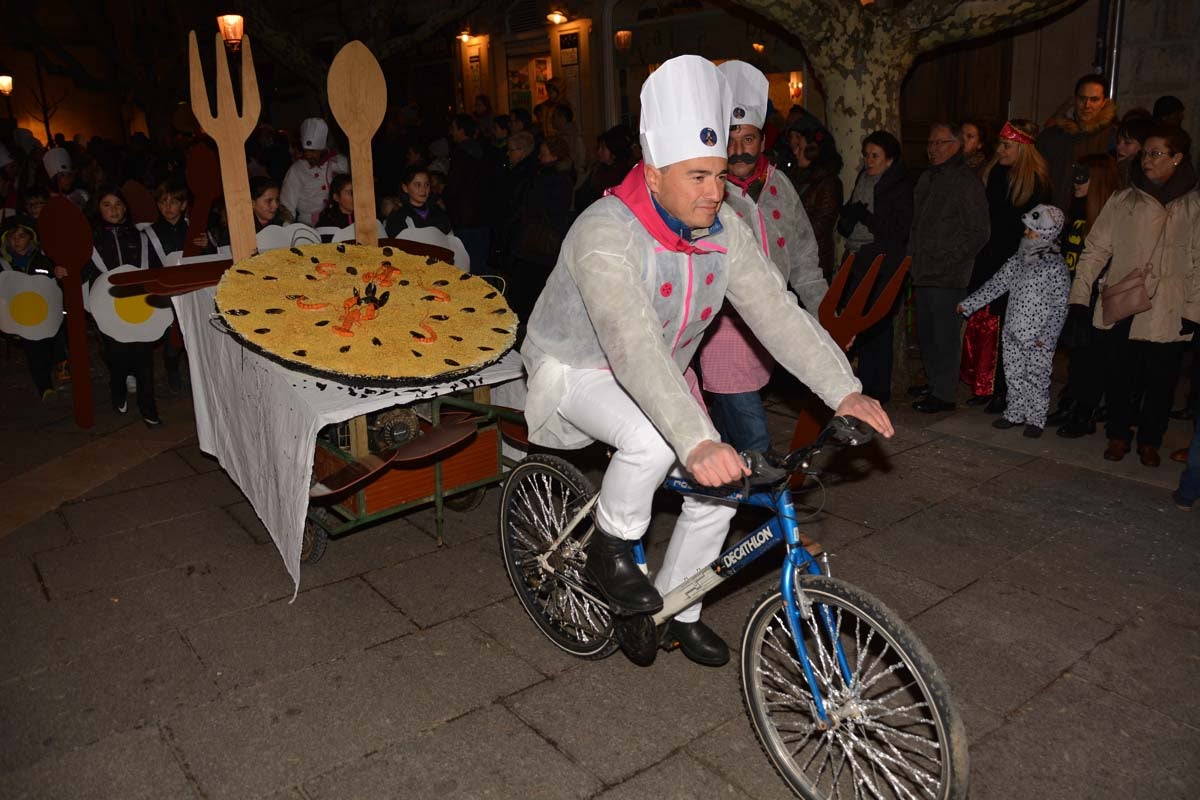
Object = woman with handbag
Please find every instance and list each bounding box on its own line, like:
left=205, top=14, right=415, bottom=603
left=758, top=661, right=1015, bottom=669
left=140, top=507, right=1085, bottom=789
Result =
left=1069, top=126, right=1200, bottom=466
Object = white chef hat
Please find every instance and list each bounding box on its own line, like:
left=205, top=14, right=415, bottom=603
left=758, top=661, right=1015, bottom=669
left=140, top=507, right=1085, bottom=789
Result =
left=300, top=118, right=329, bottom=150
left=639, top=55, right=732, bottom=168
left=0, top=144, right=12, bottom=170
left=44, top=147, right=72, bottom=177
left=718, top=61, right=769, bottom=130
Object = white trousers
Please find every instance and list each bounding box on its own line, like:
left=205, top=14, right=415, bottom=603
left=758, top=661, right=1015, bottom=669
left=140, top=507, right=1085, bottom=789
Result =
left=558, top=367, right=737, bottom=622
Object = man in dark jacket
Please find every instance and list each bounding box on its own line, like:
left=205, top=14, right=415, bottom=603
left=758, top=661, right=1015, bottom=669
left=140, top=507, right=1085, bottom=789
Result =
left=443, top=114, right=491, bottom=273
left=909, top=123, right=990, bottom=412
left=1037, top=74, right=1118, bottom=212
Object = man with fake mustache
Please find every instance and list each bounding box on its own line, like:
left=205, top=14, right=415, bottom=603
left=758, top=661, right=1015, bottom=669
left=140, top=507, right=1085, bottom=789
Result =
left=697, top=60, right=827, bottom=455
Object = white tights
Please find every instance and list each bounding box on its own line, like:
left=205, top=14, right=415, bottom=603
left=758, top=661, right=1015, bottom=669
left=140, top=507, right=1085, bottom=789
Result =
left=558, top=367, right=737, bottom=622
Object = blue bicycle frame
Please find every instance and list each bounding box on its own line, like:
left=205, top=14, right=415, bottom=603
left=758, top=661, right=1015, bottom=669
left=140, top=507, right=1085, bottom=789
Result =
left=634, top=476, right=852, bottom=724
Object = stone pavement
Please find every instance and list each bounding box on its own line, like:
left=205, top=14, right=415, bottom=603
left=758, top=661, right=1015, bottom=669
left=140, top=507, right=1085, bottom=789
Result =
left=0, top=346, right=1197, bottom=800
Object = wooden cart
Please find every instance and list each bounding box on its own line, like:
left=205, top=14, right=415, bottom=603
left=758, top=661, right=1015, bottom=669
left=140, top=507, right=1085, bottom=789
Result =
left=302, top=392, right=527, bottom=563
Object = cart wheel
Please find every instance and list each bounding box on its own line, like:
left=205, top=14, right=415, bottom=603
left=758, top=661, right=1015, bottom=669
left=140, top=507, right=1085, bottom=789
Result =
left=445, top=487, right=487, bottom=512
left=301, top=519, right=329, bottom=564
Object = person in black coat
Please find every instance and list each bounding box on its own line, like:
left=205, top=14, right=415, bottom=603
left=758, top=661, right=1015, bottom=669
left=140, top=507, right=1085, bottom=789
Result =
left=384, top=165, right=453, bottom=237
left=837, top=131, right=914, bottom=402
left=87, top=186, right=161, bottom=425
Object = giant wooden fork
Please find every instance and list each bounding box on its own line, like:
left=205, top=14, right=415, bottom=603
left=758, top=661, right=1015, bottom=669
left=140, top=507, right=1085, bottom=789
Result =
left=788, top=252, right=911, bottom=481
left=188, top=31, right=260, bottom=264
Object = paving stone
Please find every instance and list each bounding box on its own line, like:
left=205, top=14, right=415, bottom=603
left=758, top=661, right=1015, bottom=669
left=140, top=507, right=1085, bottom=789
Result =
left=1072, top=601, right=1200, bottom=727
left=363, top=538, right=514, bottom=628
left=0, top=429, right=91, bottom=483
left=183, top=577, right=414, bottom=691
left=0, top=511, right=72, bottom=558
left=173, top=441, right=221, bottom=474
left=836, top=492, right=1054, bottom=593
left=506, top=647, right=742, bottom=786
left=821, top=553, right=952, bottom=620
left=909, top=579, right=1115, bottom=716
left=0, top=554, right=44, bottom=610
left=0, top=631, right=218, bottom=773
left=35, top=508, right=257, bottom=599
left=168, top=619, right=543, bottom=800
left=595, top=751, right=750, bottom=799
left=969, top=674, right=1200, bottom=799
left=0, top=724, right=200, bottom=800
left=220, top=500, right=273, bottom=544
left=401, top=486, right=502, bottom=546
left=80, top=450, right=197, bottom=500
left=298, top=515, right=441, bottom=589
left=61, top=470, right=245, bottom=540
left=202, top=541, right=302, bottom=608
left=302, top=704, right=600, bottom=800
left=467, top=596, right=591, bottom=678
left=686, top=718, right=797, bottom=800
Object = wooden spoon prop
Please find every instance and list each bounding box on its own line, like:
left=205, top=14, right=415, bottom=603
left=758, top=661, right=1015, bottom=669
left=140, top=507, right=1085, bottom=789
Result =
left=39, top=197, right=95, bottom=428
left=189, top=31, right=260, bottom=264
left=184, top=143, right=222, bottom=257
left=121, top=180, right=159, bottom=225
left=327, top=41, right=387, bottom=246
left=310, top=421, right=477, bottom=499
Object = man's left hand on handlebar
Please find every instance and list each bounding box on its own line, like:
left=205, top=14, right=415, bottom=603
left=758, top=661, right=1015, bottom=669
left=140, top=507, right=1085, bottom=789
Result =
left=686, top=439, right=751, bottom=487
left=835, top=392, right=894, bottom=438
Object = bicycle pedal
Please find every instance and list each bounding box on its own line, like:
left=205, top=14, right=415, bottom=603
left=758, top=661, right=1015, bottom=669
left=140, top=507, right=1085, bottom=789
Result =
left=614, top=614, right=658, bottom=667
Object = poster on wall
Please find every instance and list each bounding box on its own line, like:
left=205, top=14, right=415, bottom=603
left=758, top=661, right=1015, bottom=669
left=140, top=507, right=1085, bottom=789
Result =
left=508, top=67, right=532, bottom=111
left=533, top=58, right=551, bottom=105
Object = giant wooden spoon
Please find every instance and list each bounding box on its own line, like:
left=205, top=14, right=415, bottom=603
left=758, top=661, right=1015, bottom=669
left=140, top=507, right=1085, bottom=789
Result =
left=326, top=41, right=387, bottom=246
left=39, top=197, right=95, bottom=428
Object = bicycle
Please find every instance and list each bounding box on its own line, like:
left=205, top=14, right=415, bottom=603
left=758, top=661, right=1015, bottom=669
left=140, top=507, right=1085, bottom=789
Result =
left=499, top=415, right=969, bottom=799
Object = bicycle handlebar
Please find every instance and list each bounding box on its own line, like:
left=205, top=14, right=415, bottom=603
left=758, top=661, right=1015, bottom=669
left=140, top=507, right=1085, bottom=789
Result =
left=737, top=415, right=876, bottom=489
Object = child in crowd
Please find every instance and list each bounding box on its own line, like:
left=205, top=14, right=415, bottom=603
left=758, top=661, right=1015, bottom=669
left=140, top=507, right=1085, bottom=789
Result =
left=0, top=220, right=65, bottom=399
left=86, top=186, right=161, bottom=426
left=385, top=165, right=452, bottom=237
left=316, top=174, right=355, bottom=230
left=959, top=204, right=1070, bottom=437
left=146, top=178, right=202, bottom=395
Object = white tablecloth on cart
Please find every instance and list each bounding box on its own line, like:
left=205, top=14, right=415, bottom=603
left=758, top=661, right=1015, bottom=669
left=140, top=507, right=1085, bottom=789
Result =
left=173, top=287, right=524, bottom=593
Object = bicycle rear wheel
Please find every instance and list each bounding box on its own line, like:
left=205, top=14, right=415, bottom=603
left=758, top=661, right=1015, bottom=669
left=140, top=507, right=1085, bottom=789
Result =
left=740, top=575, right=968, bottom=800
left=499, top=455, right=617, bottom=659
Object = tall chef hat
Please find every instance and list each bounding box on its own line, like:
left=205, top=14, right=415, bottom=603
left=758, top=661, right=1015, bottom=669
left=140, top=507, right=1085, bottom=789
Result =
left=639, top=55, right=732, bottom=168
left=44, top=147, right=72, bottom=177
left=718, top=61, right=769, bottom=130
left=299, top=118, right=329, bottom=150
left=0, top=144, right=12, bottom=170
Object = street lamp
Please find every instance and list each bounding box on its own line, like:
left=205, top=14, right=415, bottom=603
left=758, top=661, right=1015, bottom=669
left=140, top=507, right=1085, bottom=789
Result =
left=218, top=14, right=245, bottom=53
left=614, top=30, right=632, bottom=51
left=0, top=74, right=12, bottom=121
left=547, top=9, right=568, bottom=25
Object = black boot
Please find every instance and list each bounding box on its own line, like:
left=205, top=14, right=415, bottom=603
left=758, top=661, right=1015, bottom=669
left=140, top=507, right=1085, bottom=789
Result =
left=1056, top=406, right=1097, bottom=439
left=1045, top=399, right=1077, bottom=427
left=983, top=394, right=1007, bottom=415
left=583, top=531, right=663, bottom=615
left=660, top=619, right=729, bottom=667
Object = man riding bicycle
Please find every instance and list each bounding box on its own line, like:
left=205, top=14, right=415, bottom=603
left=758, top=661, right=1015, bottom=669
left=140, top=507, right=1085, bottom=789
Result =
left=520, top=55, right=893, bottom=667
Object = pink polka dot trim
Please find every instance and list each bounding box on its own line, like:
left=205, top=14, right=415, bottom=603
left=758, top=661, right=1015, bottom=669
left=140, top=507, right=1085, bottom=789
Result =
left=660, top=282, right=673, bottom=298
left=662, top=319, right=671, bottom=329
left=736, top=211, right=743, bottom=218
left=700, top=306, right=713, bottom=321
left=777, top=236, right=786, bottom=248
left=705, top=273, right=714, bottom=285
left=772, top=209, right=781, bottom=219
left=769, top=185, right=778, bottom=195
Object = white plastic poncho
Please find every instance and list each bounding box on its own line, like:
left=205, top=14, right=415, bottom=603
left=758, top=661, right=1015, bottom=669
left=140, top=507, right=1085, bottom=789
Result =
left=521, top=166, right=860, bottom=463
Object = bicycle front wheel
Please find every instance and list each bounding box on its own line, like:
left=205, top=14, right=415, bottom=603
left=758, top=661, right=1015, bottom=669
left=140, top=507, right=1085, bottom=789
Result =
left=740, top=575, right=968, bottom=800
left=499, top=455, right=617, bottom=659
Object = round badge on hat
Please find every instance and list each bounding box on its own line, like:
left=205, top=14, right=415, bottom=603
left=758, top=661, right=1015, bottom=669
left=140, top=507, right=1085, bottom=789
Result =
left=733, top=107, right=746, bottom=119
left=700, top=128, right=718, bottom=146
left=0, top=271, right=63, bottom=341
left=89, top=264, right=174, bottom=343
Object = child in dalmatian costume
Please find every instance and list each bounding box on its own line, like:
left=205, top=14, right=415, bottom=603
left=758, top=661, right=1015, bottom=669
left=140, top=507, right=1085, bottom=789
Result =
left=959, top=204, right=1069, bottom=435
